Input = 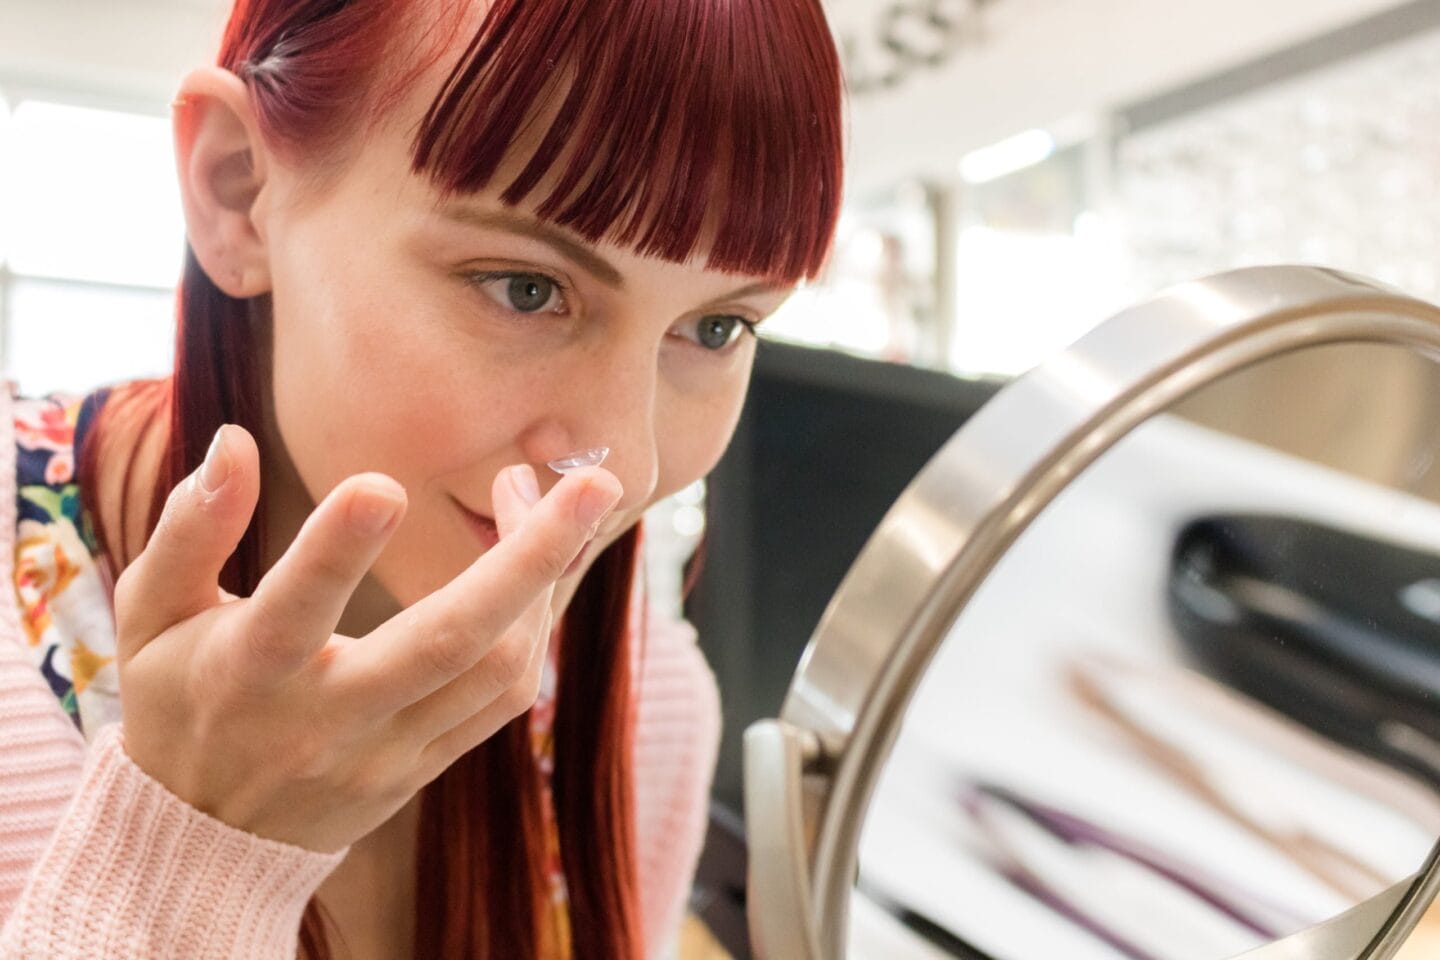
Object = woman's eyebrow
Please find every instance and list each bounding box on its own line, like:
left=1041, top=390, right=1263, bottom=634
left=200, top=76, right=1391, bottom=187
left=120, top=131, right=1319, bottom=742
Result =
left=687, top=281, right=791, bottom=316
left=438, top=204, right=626, bottom=289
left=437, top=203, right=788, bottom=306
left=708, top=281, right=786, bottom=304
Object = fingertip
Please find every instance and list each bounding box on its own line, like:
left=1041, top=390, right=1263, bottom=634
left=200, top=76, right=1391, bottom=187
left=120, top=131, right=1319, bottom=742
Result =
left=592, top=468, right=625, bottom=506
left=557, top=464, right=622, bottom=495
left=225, top=423, right=261, bottom=461
left=572, top=469, right=623, bottom=529
left=350, top=471, right=407, bottom=502
left=345, top=473, right=407, bottom=536
left=492, top=465, right=537, bottom=540
left=197, top=426, right=233, bottom=495
left=598, top=466, right=623, bottom=499
left=509, top=464, right=541, bottom=507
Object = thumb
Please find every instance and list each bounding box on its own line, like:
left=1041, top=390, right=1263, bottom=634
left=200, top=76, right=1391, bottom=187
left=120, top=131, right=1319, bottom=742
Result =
left=114, top=424, right=261, bottom=660
left=493, top=464, right=542, bottom=540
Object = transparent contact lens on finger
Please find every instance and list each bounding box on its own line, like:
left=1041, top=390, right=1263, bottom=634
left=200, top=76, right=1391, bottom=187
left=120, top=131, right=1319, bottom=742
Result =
left=548, top=447, right=610, bottom=475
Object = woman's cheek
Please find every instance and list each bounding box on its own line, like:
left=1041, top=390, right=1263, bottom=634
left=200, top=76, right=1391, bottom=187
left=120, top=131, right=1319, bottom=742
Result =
left=657, top=389, right=748, bottom=502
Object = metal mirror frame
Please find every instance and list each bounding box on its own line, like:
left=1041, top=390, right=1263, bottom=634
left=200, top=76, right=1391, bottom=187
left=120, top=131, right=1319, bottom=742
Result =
left=744, top=265, right=1440, bottom=960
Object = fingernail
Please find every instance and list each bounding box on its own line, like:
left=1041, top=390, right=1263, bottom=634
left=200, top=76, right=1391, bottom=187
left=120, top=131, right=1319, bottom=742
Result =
left=349, top=483, right=404, bottom=536
left=509, top=465, right=541, bottom=507
left=199, top=427, right=231, bottom=493
left=576, top=480, right=620, bottom=531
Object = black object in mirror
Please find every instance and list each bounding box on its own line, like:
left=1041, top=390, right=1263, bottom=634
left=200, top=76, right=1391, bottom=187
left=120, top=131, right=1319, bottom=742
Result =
left=1170, top=514, right=1440, bottom=786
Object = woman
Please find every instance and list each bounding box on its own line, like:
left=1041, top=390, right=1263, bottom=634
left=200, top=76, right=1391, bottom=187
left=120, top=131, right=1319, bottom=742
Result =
left=0, top=0, right=842, bottom=957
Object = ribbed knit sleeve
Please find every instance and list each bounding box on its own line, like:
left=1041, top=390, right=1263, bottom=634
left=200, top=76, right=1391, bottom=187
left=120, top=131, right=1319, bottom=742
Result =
left=0, top=724, right=346, bottom=959
left=0, top=383, right=345, bottom=959
left=632, top=611, right=723, bottom=960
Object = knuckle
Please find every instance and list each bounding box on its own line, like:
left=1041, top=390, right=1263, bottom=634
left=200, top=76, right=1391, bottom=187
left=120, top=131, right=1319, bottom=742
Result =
left=306, top=547, right=358, bottom=590
left=242, top=595, right=301, bottom=673
left=344, top=758, right=403, bottom=805
left=420, top=624, right=475, bottom=679
left=519, top=662, right=544, bottom=708
left=526, top=536, right=575, bottom=583
left=413, top=744, right=458, bottom=792
left=500, top=676, right=541, bottom=718
left=111, top=564, right=144, bottom=623
left=283, top=732, right=334, bottom=786
left=407, top=759, right=440, bottom=796
left=488, top=634, right=533, bottom=691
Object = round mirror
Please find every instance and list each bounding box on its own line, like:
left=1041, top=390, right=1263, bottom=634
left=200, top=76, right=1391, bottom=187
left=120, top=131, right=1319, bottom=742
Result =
left=745, top=267, right=1440, bottom=960
left=856, top=341, right=1440, bottom=959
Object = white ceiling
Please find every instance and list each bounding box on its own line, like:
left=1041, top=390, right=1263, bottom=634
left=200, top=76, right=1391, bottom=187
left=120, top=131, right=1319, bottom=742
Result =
left=0, top=0, right=1417, bottom=192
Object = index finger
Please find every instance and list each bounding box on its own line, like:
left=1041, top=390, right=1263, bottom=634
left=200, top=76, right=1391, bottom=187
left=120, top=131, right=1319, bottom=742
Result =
left=337, top=466, right=622, bottom=712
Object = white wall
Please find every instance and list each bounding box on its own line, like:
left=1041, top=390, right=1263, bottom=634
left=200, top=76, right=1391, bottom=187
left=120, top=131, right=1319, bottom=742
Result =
left=833, top=0, right=1407, bottom=192
left=0, top=0, right=227, bottom=109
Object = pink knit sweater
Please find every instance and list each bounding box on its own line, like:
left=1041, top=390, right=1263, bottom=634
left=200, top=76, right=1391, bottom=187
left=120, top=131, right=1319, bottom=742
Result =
left=0, top=383, right=722, bottom=959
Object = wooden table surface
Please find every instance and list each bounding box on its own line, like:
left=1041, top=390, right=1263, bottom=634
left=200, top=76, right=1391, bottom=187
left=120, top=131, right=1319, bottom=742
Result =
left=679, top=914, right=735, bottom=960
left=680, top=896, right=1440, bottom=959
left=1395, top=896, right=1440, bottom=958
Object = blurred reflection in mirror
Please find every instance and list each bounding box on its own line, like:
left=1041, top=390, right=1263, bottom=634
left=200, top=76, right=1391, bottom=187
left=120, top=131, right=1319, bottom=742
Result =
left=853, top=342, right=1440, bottom=959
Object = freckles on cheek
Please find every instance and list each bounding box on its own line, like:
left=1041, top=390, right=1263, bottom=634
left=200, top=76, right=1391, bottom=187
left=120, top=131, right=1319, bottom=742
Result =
left=303, top=322, right=444, bottom=451
left=347, top=349, right=538, bottom=469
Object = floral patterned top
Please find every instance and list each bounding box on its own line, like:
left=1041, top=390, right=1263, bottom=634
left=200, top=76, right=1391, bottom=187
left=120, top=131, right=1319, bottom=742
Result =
left=12, top=388, right=120, bottom=738
left=10, top=385, right=572, bottom=956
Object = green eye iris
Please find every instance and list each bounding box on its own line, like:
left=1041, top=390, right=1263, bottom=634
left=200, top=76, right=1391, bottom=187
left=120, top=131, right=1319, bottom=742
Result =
left=699, top=315, right=742, bottom=350
left=507, top=275, right=555, bottom=312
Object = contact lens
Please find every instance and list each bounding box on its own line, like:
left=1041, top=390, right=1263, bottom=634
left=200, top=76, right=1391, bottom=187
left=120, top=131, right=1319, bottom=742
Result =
left=548, top=447, right=610, bottom=474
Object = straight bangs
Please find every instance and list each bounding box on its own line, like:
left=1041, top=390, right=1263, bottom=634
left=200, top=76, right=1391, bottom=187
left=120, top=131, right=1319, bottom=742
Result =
left=412, top=0, right=844, bottom=284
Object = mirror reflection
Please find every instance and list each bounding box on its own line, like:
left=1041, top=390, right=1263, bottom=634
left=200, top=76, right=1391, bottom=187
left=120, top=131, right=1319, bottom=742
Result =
left=853, top=342, right=1440, bottom=959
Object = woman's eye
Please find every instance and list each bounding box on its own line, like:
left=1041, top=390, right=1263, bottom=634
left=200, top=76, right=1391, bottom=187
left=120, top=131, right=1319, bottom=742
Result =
left=465, top=271, right=567, bottom=314
left=683, top=314, right=757, bottom=352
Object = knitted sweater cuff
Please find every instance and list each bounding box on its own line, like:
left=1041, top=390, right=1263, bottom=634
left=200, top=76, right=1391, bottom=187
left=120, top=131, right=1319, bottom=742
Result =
left=0, top=722, right=347, bottom=959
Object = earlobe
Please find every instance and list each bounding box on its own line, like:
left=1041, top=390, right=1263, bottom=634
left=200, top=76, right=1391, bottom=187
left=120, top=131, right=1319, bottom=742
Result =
left=172, top=66, right=273, bottom=298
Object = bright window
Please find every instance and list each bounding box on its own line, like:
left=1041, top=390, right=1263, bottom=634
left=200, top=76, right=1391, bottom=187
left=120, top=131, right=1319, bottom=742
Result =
left=0, top=93, right=181, bottom=395
left=4, top=100, right=184, bottom=287
left=0, top=93, right=12, bottom=268
left=4, top=278, right=174, bottom=395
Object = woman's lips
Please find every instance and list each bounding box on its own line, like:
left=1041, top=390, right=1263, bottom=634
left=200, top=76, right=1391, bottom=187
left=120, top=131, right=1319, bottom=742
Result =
left=456, top=499, right=591, bottom=576
left=458, top=502, right=500, bottom=551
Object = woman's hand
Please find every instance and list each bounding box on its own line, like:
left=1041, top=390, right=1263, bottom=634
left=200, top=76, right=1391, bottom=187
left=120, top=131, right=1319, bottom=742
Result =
left=113, top=424, right=621, bottom=853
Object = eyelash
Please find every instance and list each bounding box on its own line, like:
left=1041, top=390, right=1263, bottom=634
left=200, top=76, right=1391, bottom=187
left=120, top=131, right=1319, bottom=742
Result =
left=460, top=269, right=762, bottom=353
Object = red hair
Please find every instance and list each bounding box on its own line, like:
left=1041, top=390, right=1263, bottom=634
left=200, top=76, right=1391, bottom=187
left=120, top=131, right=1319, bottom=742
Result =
left=78, top=0, right=842, bottom=957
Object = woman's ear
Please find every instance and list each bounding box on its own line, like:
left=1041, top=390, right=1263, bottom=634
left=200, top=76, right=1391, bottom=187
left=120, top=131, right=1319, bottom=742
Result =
left=172, top=66, right=273, bottom=298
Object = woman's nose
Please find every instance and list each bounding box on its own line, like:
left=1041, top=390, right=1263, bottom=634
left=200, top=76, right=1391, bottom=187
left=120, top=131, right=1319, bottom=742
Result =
left=525, top=350, right=661, bottom=511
